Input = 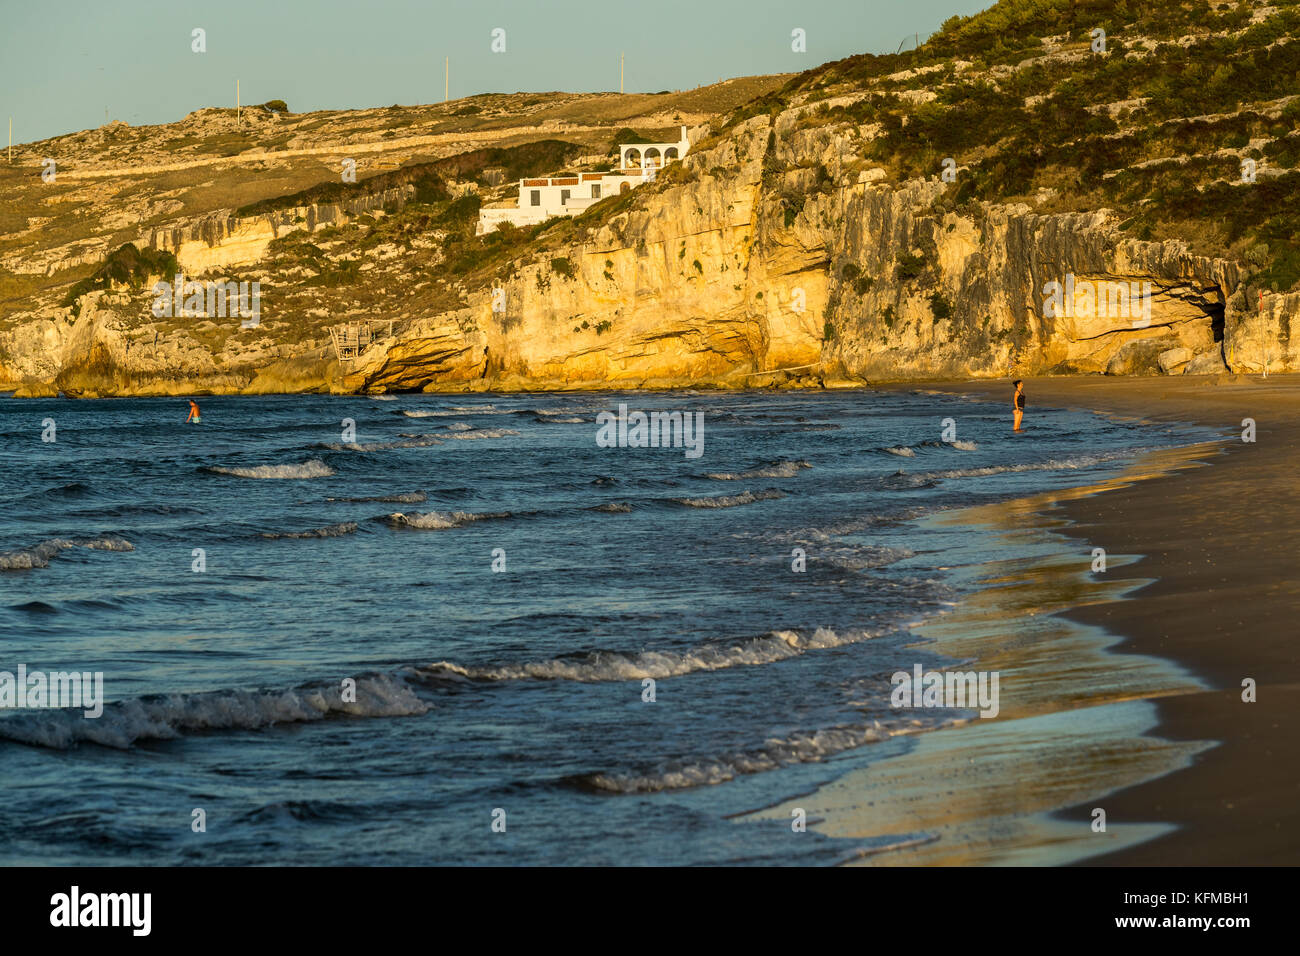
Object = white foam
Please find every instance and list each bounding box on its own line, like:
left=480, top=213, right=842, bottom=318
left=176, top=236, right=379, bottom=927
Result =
left=948, top=440, right=979, bottom=451
left=0, top=673, right=429, bottom=749
left=209, top=459, right=335, bottom=479
left=884, top=446, right=916, bottom=457
left=261, top=522, right=358, bottom=540
left=673, top=490, right=785, bottom=508
left=385, top=510, right=507, bottom=529
left=707, top=460, right=811, bottom=480
left=583, top=715, right=966, bottom=793
left=0, top=536, right=134, bottom=572
left=320, top=437, right=442, bottom=451
left=422, top=627, right=869, bottom=683
left=327, top=492, right=427, bottom=504
left=447, top=428, right=519, bottom=440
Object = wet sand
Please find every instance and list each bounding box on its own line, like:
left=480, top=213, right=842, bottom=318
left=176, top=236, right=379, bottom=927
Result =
left=896, top=374, right=1300, bottom=865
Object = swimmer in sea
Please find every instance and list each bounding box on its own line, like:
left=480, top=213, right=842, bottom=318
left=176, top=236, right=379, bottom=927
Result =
left=186, top=399, right=201, bottom=424
left=1013, top=380, right=1024, bottom=432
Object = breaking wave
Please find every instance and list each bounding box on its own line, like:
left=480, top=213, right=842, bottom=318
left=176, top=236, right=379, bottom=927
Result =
left=420, top=627, right=871, bottom=683
left=384, top=510, right=510, bottom=529
left=261, top=522, right=358, bottom=540
left=446, top=427, right=519, bottom=440
left=0, top=536, right=134, bottom=572
left=317, top=437, right=442, bottom=451
left=707, top=460, right=811, bottom=480
left=890, top=451, right=1138, bottom=486
left=207, top=459, right=335, bottom=480
left=575, top=716, right=962, bottom=793
left=0, top=673, right=429, bottom=750
left=672, top=490, right=785, bottom=508
left=327, top=492, right=427, bottom=504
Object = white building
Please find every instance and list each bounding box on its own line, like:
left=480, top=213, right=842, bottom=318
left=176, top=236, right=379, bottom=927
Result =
left=477, top=126, right=691, bottom=235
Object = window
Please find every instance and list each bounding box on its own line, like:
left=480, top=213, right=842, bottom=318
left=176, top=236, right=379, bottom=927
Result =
left=560, top=189, right=570, bottom=206
left=592, top=185, right=601, bottom=199
left=530, top=190, right=540, bottom=207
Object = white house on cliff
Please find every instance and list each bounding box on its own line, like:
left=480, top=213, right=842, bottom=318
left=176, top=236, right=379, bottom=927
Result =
left=477, top=126, right=692, bottom=235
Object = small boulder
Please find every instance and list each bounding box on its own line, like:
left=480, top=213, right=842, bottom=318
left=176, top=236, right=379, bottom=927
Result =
left=1184, top=349, right=1229, bottom=375
left=1105, top=336, right=1170, bottom=375
left=1157, top=346, right=1192, bottom=374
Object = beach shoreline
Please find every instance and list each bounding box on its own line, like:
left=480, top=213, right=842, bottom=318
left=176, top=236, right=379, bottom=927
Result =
left=884, top=374, right=1300, bottom=865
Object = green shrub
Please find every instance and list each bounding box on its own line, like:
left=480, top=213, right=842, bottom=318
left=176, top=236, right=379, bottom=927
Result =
left=896, top=252, right=926, bottom=282
left=63, top=243, right=180, bottom=314
left=928, top=291, right=953, bottom=320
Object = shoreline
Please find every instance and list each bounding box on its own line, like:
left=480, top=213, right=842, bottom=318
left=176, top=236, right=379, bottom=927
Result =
left=739, top=439, right=1225, bottom=864
left=890, top=374, right=1300, bottom=865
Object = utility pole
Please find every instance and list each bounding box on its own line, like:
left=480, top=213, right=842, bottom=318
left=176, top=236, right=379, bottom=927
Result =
left=236, top=79, right=241, bottom=125
left=445, top=57, right=449, bottom=102
left=8, top=117, right=11, bottom=163
left=620, top=52, right=624, bottom=94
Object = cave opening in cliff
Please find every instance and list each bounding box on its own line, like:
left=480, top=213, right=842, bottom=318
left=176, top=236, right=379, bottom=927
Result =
left=1210, top=301, right=1225, bottom=343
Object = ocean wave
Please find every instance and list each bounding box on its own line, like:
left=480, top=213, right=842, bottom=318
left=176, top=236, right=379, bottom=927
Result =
left=327, top=492, right=427, bottom=504
left=591, top=502, right=632, bottom=513
left=207, top=459, right=335, bottom=480
left=261, top=522, right=358, bottom=540
left=384, top=510, right=510, bottom=529
left=317, top=437, right=442, bottom=452
left=0, top=673, right=429, bottom=750
left=575, top=716, right=962, bottom=794
left=707, top=460, right=811, bottom=480
left=672, top=490, right=785, bottom=508
left=949, top=440, right=978, bottom=451
left=402, top=405, right=506, bottom=418
left=0, top=536, right=133, bottom=572
left=368, top=395, right=398, bottom=401
left=884, top=446, right=916, bottom=457
left=898, top=451, right=1133, bottom=485
left=446, top=427, right=519, bottom=440
left=421, top=627, right=871, bottom=684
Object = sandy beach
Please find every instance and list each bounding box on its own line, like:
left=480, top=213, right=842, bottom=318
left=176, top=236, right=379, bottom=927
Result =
left=899, top=374, right=1300, bottom=865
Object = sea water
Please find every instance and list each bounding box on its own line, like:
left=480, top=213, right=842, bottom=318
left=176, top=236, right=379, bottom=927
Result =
left=0, top=389, right=1216, bottom=864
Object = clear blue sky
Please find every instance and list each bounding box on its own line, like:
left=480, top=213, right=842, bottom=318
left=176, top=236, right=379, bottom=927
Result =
left=3, top=0, right=990, bottom=144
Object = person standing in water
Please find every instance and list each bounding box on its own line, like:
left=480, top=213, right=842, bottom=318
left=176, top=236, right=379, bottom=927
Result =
left=186, top=399, right=201, bottom=424
left=1012, top=380, right=1025, bottom=432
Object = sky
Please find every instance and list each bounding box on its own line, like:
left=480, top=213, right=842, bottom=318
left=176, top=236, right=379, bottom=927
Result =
left=2, top=0, right=991, bottom=145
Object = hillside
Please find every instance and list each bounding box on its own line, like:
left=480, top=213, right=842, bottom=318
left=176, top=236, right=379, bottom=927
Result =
left=2, top=0, right=1298, bottom=396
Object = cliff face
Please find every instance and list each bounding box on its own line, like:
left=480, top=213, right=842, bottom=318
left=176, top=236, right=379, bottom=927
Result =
left=6, top=111, right=1291, bottom=396
left=139, top=186, right=414, bottom=274
left=343, top=115, right=1282, bottom=392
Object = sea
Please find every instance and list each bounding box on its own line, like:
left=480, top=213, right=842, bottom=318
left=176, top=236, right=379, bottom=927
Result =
left=0, top=388, right=1218, bottom=864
